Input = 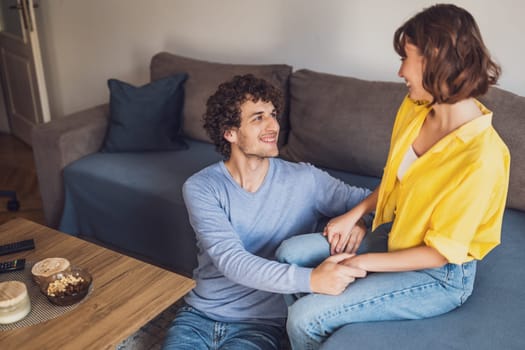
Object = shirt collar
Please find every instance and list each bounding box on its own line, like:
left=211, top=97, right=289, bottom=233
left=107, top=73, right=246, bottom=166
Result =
left=454, top=100, right=493, bottom=143
left=418, top=99, right=492, bottom=154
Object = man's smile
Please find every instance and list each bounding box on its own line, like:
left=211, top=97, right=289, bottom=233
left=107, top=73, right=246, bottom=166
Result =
left=260, top=133, right=278, bottom=144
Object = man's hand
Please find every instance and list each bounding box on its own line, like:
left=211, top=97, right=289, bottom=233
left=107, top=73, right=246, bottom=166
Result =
left=310, top=253, right=367, bottom=295
left=340, top=254, right=363, bottom=269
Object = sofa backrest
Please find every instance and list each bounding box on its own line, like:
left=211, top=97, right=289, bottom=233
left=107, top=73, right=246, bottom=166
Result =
left=150, top=52, right=292, bottom=146
left=280, top=69, right=406, bottom=178
left=280, top=69, right=525, bottom=212
left=479, top=88, right=525, bottom=211
left=150, top=53, right=524, bottom=212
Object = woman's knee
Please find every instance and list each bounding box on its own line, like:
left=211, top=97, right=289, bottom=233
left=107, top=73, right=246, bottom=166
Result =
left=276, top=233, right=329, bottom=267
left=275, top=236, right=301, bottom=264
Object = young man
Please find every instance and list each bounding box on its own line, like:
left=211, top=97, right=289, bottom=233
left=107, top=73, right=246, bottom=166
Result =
left=162, top=75, right=376, bottom=350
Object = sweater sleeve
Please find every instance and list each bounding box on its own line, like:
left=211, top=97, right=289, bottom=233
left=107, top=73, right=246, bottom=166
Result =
left=307, top=164, right=372, bottom=218
left=182, top=176, right=312, bottom=294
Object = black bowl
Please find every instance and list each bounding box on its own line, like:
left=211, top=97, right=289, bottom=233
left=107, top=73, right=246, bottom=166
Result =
left=41, top=267, right=92, bottom=306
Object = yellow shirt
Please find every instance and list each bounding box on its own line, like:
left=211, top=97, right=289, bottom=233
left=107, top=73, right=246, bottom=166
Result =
left=372, top=96, right=510, bottom=264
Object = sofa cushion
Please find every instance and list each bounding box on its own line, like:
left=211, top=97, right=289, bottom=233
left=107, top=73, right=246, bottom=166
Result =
left=101, top=74, right=188, bottom=152
left=150, top=52, right=292, bottom=146
left=479, top=87, right=525, bottom=211
left=60, top=139, right=222, bottom=275
left=280, top=69, right=406, bottom=178
left=320, top=208, right=525, bottom=350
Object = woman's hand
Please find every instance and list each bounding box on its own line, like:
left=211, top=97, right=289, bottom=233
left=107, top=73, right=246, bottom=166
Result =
left=324, top=186, right=379, bottom=255
left=323, top=212, right=367, bottom=255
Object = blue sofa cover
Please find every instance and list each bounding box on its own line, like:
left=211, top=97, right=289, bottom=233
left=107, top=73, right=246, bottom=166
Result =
left=321, top=209, right=525, bottom=350
left=59, top=140, right=525, bottom=350
left=33, top=52, right=525, bottom=349
left=60, top=139, right=222, bottom=275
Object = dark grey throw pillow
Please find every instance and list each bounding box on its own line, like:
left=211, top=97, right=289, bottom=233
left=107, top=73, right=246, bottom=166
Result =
left=101, top=74, right=189, bottom=152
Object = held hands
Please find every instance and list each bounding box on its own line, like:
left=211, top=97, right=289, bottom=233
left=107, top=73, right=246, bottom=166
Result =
left=310, top=253, right=367, bottom=295
left=340, top=254, right=362, bottom=269
left=323, top=212, right=367, bottom=255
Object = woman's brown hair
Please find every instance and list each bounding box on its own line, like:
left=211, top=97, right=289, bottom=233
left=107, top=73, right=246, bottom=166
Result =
left=394, top=4, right=501, bottom=105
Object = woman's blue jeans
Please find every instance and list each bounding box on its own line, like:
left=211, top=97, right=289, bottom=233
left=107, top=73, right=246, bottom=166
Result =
left=276, top=229, right=477, bottom=350
left=162, top=305, right=285, bottom=350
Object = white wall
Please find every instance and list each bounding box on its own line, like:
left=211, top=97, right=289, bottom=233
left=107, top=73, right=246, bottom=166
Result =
left=37, top=0, right=525, bottom=119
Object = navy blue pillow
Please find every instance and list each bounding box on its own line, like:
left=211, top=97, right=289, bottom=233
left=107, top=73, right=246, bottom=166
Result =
left=101, top=74, right=189, bottom=152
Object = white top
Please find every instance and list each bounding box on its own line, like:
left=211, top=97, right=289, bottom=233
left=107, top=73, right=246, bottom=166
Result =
left=397, top=145, right=419, bottom=180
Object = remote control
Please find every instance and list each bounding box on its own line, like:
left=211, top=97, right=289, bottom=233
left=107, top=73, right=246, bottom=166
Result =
left=0, top=258, right=26, bottom=273
left=0, top=239, right=35, bottom=256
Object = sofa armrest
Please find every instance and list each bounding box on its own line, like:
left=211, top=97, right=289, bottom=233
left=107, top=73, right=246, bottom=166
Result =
left=32, top=104, right=110, bottom=228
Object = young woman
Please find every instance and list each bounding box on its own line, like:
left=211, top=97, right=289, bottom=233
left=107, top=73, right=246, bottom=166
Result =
left=277, top=4, right=510, bottom=349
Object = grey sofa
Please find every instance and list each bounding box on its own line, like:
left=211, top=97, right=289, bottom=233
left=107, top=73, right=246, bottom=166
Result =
left=32, top=52, right=525, bottom=349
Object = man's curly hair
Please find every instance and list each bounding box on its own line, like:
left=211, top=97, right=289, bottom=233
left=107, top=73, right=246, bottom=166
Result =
left=203, top=74, right=283, bottom=159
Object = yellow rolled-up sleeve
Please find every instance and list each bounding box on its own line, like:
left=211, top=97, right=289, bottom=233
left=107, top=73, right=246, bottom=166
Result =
left=424, top=162, right=505, bottom=264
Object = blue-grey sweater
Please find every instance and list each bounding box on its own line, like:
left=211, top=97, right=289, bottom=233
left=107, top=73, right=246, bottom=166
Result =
left=182, top=158, right=370, bottom=325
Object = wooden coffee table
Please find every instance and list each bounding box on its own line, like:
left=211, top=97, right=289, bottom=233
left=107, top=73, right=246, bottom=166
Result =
left=0, top=218, right=195, bottom=349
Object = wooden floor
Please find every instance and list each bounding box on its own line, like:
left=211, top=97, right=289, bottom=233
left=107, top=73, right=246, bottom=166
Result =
left=0, top=133, right=46, bottom=226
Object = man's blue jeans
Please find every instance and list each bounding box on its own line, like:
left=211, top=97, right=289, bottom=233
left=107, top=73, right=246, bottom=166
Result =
left=161, top=305, right=285, bottom=350
left=276, top=229, right=477, bottom=350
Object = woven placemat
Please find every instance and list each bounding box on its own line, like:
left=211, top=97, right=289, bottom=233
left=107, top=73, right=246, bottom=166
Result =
left=0, top=262, right=93, bottom=331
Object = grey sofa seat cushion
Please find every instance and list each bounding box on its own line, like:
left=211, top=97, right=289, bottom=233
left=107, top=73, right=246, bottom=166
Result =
left=280, top=69, right=406, bottom=178
left=59, top=139, right=222, bottom=275
left=150, top=52, right=293, bottom=146
left=320, top=208, right=525, bottom=350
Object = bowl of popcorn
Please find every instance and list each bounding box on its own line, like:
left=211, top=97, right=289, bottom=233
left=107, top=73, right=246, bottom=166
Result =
left=40, top=267, right=92, bottom=306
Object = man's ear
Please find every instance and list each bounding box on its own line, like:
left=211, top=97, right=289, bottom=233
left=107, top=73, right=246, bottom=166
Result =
left=224, top=128, right=237, bottom=143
